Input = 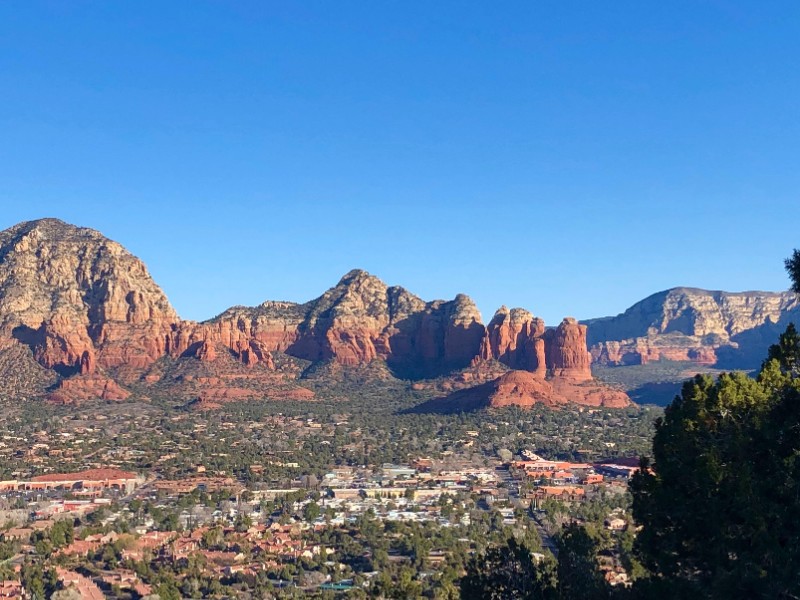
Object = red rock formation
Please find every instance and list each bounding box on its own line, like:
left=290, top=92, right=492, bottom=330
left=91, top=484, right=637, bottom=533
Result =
left=195, top=339, right=217, bottom=362
left=170, top=303, right=302, bottom=366
left=0, top=220, right=632, bottom=410
left=252, top=271, right=487, bottom=374
left=478, top=307, right=547, bottom=375
left=442, top=295, right=487, bottom=365
left=485, top=370, right=631, bottom=408
left=47, top=374, right=131, bottom=404
left=484, top=370, right=558, bottom=407
left=79, top=351, right=94, bottom=374
left=590, top=339, right=718, bottom=366
left=429, top=370, right=631, bottom=411
left=0, top=219, right=179, bottom=376
left=436, top=314, right=631, bottom=410
left=548, top=378, right=631, bottom=408
left=544, top=318, right=592, bottom=381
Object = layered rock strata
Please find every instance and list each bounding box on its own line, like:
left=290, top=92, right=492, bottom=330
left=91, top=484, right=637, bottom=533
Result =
left=585, top=288, right=799, bottom=367
left=0, top=219, right=629, bottom=408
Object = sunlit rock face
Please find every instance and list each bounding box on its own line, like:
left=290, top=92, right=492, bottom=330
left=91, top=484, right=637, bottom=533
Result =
left=0, top=218, right=629, bottom=408
left=585, top=288, right=799, bottom=368
left=0, top=218, right=179, bottom=376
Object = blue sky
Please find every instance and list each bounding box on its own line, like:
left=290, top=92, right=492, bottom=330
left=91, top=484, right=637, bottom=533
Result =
left=1, top=2, right=798, bottom=324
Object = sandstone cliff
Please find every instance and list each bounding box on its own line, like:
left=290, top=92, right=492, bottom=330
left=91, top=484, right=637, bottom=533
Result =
left=193, top=270, right=487, bottom=378
left=0, top=219, right=629, bottom=409
left=544, top=318, right=593, bottom=381
left=478, top=307, right=547, bottom=375
left=585, top=288, right=799, bottom=368
left=0, top=219, right=179, bottom=377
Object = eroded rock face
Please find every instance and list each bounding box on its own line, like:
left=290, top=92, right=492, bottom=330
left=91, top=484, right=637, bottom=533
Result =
left=0, top=219, right=629, bottom=409
left=478, top=307, right=547, bottom=375
left=544, top=318, right=593, bottom=381
left=426, top=369, right=631, bottom=411
left=585, top=288, right=799, bottom=368
left=0, top=219, right=179, bottom=375
left=219, top=270, right=487, bottom=376
left=591, top=338, right=718, bottom=366
left=487, top=370, right=630, bottom=409
left=484, top=370, right=557, bottom=407
left=47, top=374, right=131, bottom=404
left=194, top=339, right=217, bottom=362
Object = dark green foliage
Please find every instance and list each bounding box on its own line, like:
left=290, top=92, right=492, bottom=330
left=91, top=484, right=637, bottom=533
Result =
left=764, top=321, right=800, bottom=376
left=460, top=537, right=558, bottom=600
left=556, top=524, right=609, bottom=600
left=786, top=249, right=800, bottom=294
left=630, top=331, right=800, bottom=599
left=303, top=500, right=321, bottom=523
left=20, top=562, right=57, bottom=600
left=29, top=520, right=75, bottom=558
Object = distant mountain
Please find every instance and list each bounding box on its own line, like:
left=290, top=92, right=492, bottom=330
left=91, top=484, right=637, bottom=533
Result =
left=584, top=287, right=799, bottom=370
left=0, top=219, right=627, bottom=409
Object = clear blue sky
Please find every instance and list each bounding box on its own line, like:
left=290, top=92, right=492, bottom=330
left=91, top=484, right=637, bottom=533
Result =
left=1, top=2, right=798, bottom=324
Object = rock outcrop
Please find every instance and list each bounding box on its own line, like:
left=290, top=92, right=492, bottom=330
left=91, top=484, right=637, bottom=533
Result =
left=0, top=218, right=630, bottom=409
left=171, top=301, right=306, bottom=368
left=0, top=219, right=179, bottom=377
left=417, top=369, right=631, bottom=412
left=483, top=370, right=558, bottom=408
left=488, top=370, right=630, bottom=409
left=475, top=310, right=594, bottom=381
left=191, top=270, right=486, bottom=378
left=478, top=307, right=547, bottom=375
left=544, top=318, right=592, bottom=381
left=47, top=374, right=131, bottom=404
left=585, top=288, right=799, bottom=368
left=427, top=313, right=628, bottom=411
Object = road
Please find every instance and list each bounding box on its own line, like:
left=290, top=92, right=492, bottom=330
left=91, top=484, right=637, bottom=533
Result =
left=531, top=512, right=559, bottom=557
left=496, top=465, right=559, bottom=557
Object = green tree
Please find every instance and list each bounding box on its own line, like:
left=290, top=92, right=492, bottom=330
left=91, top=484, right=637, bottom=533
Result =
left=764, top=321, right=800, bottom=376
left=156, top=580, right=182, bottom=600
left=629, top=299, right=800, bottom=600
left=234, top=512, right=252, bottom=532
left=460, top=537, right=557, bottom=600
left=21, top=563, right=45, bottom=600
left=303, top=501, right=321, bottom=523
left=49, top=519, right=74, bottom=548
left=556, top=524, right=609, bottom=600
left=20, top=563, right=56, bottom=600
left=785, top=249, right=800, bottom=294
left=630, top=372, right=772, bottom=597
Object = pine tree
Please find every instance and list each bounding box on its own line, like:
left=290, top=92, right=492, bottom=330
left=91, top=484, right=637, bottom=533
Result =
left=556, top=525, right=609, bottom=600
left=460, top=537, right=557, bottom=600
left=785, top=249, right=800, bottom=294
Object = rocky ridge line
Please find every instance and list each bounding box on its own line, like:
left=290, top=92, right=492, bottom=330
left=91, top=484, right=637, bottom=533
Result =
left=584, top=287, right=798, bottom=367
left=0, top=218, right=626, bottom=408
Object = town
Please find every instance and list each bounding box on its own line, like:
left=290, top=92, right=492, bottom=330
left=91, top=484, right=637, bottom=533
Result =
left=0, top=394, right=652, bottom=598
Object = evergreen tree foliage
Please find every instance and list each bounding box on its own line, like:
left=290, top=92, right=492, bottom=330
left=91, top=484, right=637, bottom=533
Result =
left=556, top=524, right=609, bottom=600
left=764, top=322, right=800, bottom=376
left=460, top=537, right=557, bottom=600
left=630, top=332, right=800, bottom=598
left=786, top=249, right=800, bottom=294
